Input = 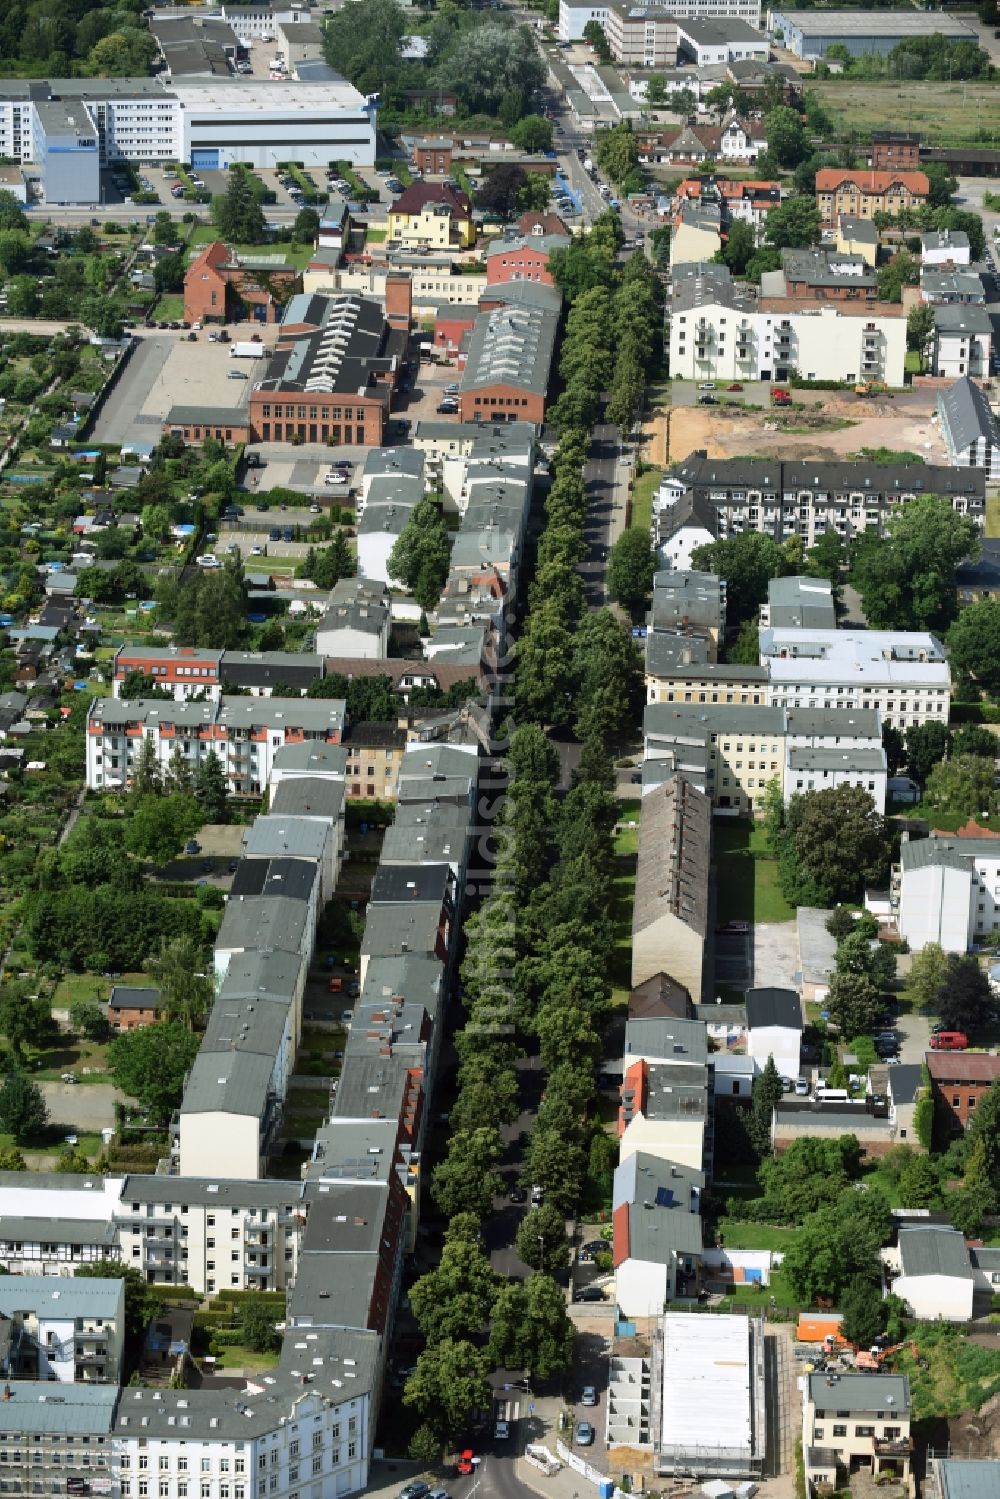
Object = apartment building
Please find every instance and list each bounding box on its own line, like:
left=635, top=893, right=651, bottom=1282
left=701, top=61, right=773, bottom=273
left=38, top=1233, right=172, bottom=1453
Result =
left=894, top=834, right=1000, bottom=952
left=761, top=628, right=950, bottom=731
left=111, top=646, right=325, bottom=701
left=114, top=1176, right=305, bottom=1295
left=667, top=449, right=985, bottom=547
left=341, top=721, right=408, bottom=801
left=760, top=576, right=836, bottom=631
left=0, top=1384, right=118, bottom=1495
left=558, top=0, right=762, bottom=42
left=315, top=580, right=392, bottom=661
left=617, top=1057, right=711, bottom=1174
left=803, top=1373, right=912, bottom=1491
left=643, top=703, right=888, bottom=812
left=457, top=301, right=559, bottom=425
left=85, top=695, right=346, bottom=796
left=937, top=376, right=1000, bottom=481
left=668, top=263, right=906, bottom=384
left=872, top=131, right=921, bottom=171
left=603, top=4, right=679, bottom=67
left=927, top=1050, right=1000, bottom=1137
left=184, top=240, right=300, bottom=326
left=485, top=234, right=568, bottom=287
left=612, top=1151, right=704, bottom=1316
left=387, top=182, right=475, bottom=250
left=676, top=18, right=769, bottom=63
left=0, top=1277, right=124, bottom=1385
left=815, top=168, right=929, bottom=222
left=632, top=774, right=711, bottom=995
left=931, top=304, right=992, bottom=379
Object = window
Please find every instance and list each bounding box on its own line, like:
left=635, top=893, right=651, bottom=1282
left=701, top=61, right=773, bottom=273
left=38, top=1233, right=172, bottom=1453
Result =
left=855, top=1426, right=874, bottom=1438
left=832, top=1425, right=846, bottom=1437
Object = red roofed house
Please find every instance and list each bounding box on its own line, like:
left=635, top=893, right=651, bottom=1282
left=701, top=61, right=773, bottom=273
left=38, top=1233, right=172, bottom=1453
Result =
left=517, top=211, right=570, bottom=238
left=611, top=1149, right=704, bottom=1316
left=926, top=1050, right=1000, bottom=1136
left=183, top=240, right=301, bottom=325
left=388, top=181, right=475, bottom=250
left=816, top=169, right=930, bottom=224
left=434, top=301, right=477, bottom=358
left=617, top=1058, right=708, bottom=1171
left=485, top=233, right=569, bottom=287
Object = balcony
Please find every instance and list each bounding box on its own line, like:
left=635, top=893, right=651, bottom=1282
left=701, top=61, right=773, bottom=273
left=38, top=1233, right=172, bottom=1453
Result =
left=874, top=1438, right=912, bottom=1456
left=244, top=1225, right=270, bottom=1244
left=244, top=1263, right=272, bottom=1277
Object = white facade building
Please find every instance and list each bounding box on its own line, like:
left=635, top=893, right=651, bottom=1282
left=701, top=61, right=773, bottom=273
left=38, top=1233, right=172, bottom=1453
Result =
left=745, top=988, right=802, bottom=1081
left=931, top=305, right=992, bottom=380
left=761, top=628, right=950, bottom=731
left=558, top=0, right=761, bottom=41
left=894, top=835, right=1000, bottom=954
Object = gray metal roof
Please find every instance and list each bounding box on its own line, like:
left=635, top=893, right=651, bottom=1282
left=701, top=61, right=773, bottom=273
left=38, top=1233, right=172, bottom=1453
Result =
left=215, top=894, right=309, bottom=956
left=887, top=1063, right=923, bottom=1106
left=270, top=777, right=345, bottom=822
left=934, top=304, right=993, bottom=335
left=938, top=376, right=999, bottom=458
left=808, top=1370, right=910, bottom=1412
left=0, top=1382, right=118, bottom=1435
left=788, top=747, right=886, bottom=772
left=120, top=1174, right=301, bottom=1209
left=785, top=708, right=883, bottom=740
left=179, top=1047, right=276, bottom=1118
left=460, top=302, right=558, bottom=397
left=0, top=1217, right=117, bottom=1246
left=935, top=1459, right=1000, bottom=1499
left=767, top=575, right=837, bottom=631
left=899, top=1225, right=973, bottom=1280
left=645, top=701, right=786, bottom=738
left=270, top=742, right=348, bottom=776
left=745, top=987, right=802, bottom=1031
left=899, top=837, right=975, bottom=874
left=0, top=1276, right=124, bottom=1321
left=108, top=984, right=162, bottom=1012
left=633, top=775, right=711, bottom=944
left=243, top=815, right=330, bottom=862
left=624, top=1016, right=708, bottom=1065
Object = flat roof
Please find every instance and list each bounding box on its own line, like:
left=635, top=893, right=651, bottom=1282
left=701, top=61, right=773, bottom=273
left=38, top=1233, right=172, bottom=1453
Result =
left=0, top=1383, right=118, bottom=1435
left=808, top=1371, right=909, bottom=1413
left=661, top=1313, right=754, bottom=1460
left=772, top=9, right=976, bottom=36
left=0, top=1276, right=123, bottom=1320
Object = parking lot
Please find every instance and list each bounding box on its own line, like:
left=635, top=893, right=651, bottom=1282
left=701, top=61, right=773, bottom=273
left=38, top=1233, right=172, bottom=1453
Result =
left=241, top=451, right=362, bottom=493
left=394, top=361, right=464, bottom=426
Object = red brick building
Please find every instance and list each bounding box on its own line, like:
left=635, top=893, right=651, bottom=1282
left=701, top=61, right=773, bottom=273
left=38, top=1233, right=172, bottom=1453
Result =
left=162, top=406, right=252, bottom=447
left=485, top=233, right=569, bottom=288
left=413, top=138, right=454, bottom=174
left=871, top=131, right=921, bottom=171
left=108, top=985, right=164, bottom=1032
left=433, top=302, right=476, bottom=357
left=457, top=299, right=559, bottom=425
left=926, top=1051, right=1000, bottom=1135
left=517, top=211, right=570, bottom=238
left=183, top=240, right=301, bottom=326
left=248, top=292, right=408, bottom=446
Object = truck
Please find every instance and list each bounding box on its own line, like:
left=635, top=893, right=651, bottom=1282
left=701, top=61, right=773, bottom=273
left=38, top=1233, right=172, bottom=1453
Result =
left=582, top=156, right=594, bottom=172
left=771, top=386, right=792, bottom=406
left=229, top=342, right=263, bottom=358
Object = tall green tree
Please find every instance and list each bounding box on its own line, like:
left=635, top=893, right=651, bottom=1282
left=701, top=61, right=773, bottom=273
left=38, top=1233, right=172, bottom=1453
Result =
left=387, top=498, right=451, bottom=611
left=211, top=167, right=267, bottom=244
left=749, top=1056, right=784, bottom=1156
left=488, top=1274, right=575, bottom=1378
left=607, top=529, right=656, bottom=617
left=0, top=1072, right=46, bottom=1141
left=948, top=600, right=1000, bottom=694
left=853, top=495, right=979, bottom=633
left=107, top=1023, right=201, bottom=1125
left=195, top=750, right=229, bottom=824
left=690, top=532, right=789, bottom=627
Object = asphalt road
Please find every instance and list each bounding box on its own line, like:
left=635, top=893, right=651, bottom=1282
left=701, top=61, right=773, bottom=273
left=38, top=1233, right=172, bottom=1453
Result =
left=581, top=422, right=619, bottom=609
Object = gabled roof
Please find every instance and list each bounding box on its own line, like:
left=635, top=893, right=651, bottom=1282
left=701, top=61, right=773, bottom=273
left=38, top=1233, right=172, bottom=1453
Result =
left=815, top=168, right=930, bottom=195
left=898, top=1225, right=973, bottom=1281
left=392, top=180, right=471, bottom=220
left=745, top=987, right=802, bottom=1032
left=938, top=376, right=1000, bottom=456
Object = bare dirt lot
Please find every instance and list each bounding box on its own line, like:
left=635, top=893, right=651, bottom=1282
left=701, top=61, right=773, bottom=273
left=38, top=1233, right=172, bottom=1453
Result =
left=649, top=391, right=948, bottom=467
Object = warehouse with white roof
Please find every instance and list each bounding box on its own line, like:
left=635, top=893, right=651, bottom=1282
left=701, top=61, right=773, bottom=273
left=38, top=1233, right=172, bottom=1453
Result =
left=658, top=1312, right=766, bottom=1476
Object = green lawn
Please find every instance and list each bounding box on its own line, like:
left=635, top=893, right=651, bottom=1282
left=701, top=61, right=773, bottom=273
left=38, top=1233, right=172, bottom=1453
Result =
left=53, top=971, right=150, bottom=1008
left=987, top=493, right=1000, bottom=540
left=716, top=1218, right=796, bottom=1252
left=713, top=819, right=795, bottom=925
left=629, top=466, right=662, bottom=536
left=151, top=294, right=185, bottom=321
left=809, top=78, right=1000, bottom=147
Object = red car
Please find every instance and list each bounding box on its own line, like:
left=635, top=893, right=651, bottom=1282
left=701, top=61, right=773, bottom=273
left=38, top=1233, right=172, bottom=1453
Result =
left=727, top=382, right=744, bottom=391
left=457, top=1452, right=477, bottom=1476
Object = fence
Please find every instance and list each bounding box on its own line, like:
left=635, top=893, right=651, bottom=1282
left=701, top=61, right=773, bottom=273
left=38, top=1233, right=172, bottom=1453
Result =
left=554, top=1439, right=633, bottom=1499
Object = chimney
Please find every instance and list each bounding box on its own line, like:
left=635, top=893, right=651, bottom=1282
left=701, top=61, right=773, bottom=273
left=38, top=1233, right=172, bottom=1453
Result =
left=385, top=272, right=412, bottom=332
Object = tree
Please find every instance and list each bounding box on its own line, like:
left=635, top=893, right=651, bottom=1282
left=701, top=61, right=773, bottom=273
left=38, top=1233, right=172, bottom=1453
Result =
left=781, top=1189, right=890, bottom=1304
left=938, top=955, right=994, bottom=1035
left=925, top=754, right=999, bottom=819
left=690, top=532, right=788, bottom=628
left=826, top=971, right=881, bottom=1037
left=304, top=533, right=354, bottom=590
left=882, top=723, right=907, bottom=778
left=293, top=206, right=320, bottom=242
left=321, top=0, right=405, bottom=96
left=239, top=1297, right=281, bottom=1353
left=853, top=495, right=980, bottom=634
left=607, top=528, right=655, bottom=617
left=583, top=18, right=611, bottom=60
left=124, top=793, right=203, bottom=864
left=952, top=724, right=998, bottom=759
left=477, top=164, right=529, bottom=221
left=69, top=1000, right=111, bottom=1043
left=403, top=1340, right=493, bottom=1442
left=431, top=1126, right=504, bottom=1220
left=387, top=497, right=451, bottom=611
left=488, top=1275, right=575, bottom=1379
left=835, top=929, right=896, bottom=992
left=722, top=218, right=756, bottom=276
left=749, top=1056, right=784, bottom=1156
left=764, top=105, right=808, bottom=167
left=0, top=987, right=56, bottom=1063
left=510, top=114, right=553, bottom=154
left=0, top=190, right=28, bottom=235
left=839, top=1274, right=885, bottom=1348
left=595, top=122, right=639, bottom=186
left=876, top=250, right=918, bottom=305
left=905, top=721, right=951, bottom=787
left=107, top=1023, right=201, bottom=1125
left=515, top=1201, right=570, bottom=1272
left=783, top=786, right=891, bottom=906
left=437, top=23, right=545, bottom=115
left=523, top=1123, right=587, bottom=1215
left=908, top=942, right=950, bottom=1012
left=949, top=600, right=1000, bottom=694
left=965, top=1077, right=1000, bottom=1191
left=645, top=74, right=668, bottom=107
left=6, top=275, right=39, bottom=318
left=194, top=750, right=229, bottom=824
left=149, top=935, right=213, bottom=1031
left=765, top=195, right=821, bottom=250
left=409, top=1238, right=498, bottom=1344
left=211, top=167, right=267, bottom=245
left=906, top=302, right=935, bottom=361
left=0, top=1072, right=46, bottom=1141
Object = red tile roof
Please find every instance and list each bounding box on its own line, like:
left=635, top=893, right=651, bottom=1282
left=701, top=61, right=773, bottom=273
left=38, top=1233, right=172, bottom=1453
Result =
left=926, top=1052, right=1000, bottom=1082
left=392, top=180, right=471, bottom=219
left=815, top=168, right=930, bottom=195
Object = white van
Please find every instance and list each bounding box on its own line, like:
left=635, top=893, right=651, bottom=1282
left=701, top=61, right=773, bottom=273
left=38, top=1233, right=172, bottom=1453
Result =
left=812, top=1086, right=849, bottom=1104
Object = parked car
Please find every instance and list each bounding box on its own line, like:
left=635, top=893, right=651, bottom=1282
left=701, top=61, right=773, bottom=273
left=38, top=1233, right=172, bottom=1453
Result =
left=575, top=1423, right=595, bottom=1446
left=399, top=1483, right=430, bottom=1499
left=324, top=471, right=348, bottom=485
left=726, top=382, right=744, bottom=391
left=185, top=840, right=201, bottom=855
left=494, top=1420, right=509, bottom=1440
left=574, top=1285, right=605, bottom=1303
left=698, top=381, right=716, bottom=390
left=699, top=393, right=717, bottom=405
left=581, top=1386, right=598, bottom=1407
left=509, top=1184, right=526, bottom=1204
left=456, top=1452, right=477, bottom=1476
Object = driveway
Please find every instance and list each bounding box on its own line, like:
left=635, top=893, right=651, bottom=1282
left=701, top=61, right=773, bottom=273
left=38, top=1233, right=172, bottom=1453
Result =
left=40, top=1080, right=122, bottom=1133
left=753, top=922, right=800, bottom=992
left=896, top=998, right=930, bottom=1066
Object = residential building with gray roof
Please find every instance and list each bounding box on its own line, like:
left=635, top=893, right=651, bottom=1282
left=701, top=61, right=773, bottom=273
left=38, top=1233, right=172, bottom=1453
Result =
left=937, top=375, right=1000, bottom=481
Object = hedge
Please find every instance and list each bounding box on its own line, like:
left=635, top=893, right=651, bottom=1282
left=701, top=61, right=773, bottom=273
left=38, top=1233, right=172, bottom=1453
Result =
left=215, top=1289, right=286, bottom=1308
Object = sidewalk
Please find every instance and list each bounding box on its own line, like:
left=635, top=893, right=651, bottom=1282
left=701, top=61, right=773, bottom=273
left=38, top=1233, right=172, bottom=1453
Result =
left=514, top=1394, right=585, bottom=1499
